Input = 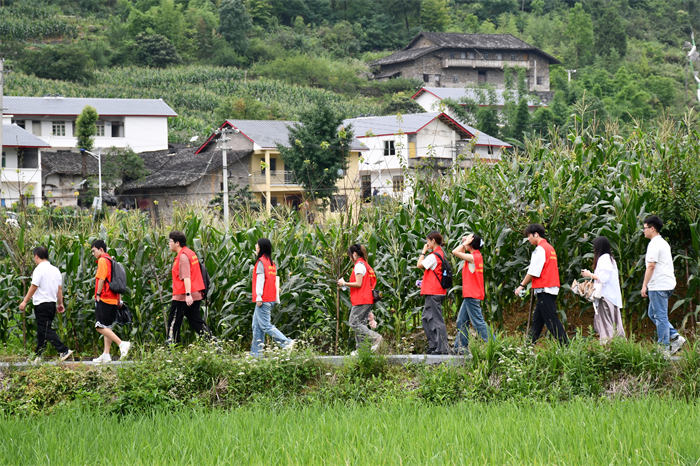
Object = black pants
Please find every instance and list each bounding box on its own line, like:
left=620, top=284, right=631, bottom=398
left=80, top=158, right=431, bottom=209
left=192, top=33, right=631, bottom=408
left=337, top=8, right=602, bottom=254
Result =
left=35, top=302, right=68, bottom=354
left=422, top=295, right=450, bottom=354
left=167, top=300, right=211, bottom=343
left=529, top=292, right=569, bottom=345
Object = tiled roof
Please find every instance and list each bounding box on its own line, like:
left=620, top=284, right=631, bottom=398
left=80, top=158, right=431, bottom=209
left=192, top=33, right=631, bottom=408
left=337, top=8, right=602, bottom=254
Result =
left=4, top=96, right=177, bottom=117
left=2, top=124, right=50, bottom=148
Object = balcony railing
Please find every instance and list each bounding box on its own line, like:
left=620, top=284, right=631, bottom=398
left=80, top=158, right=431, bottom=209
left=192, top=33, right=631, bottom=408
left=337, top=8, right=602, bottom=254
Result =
left=251, top=170, right=299, bottom=186
left=441, top=58, right=531, bottom=70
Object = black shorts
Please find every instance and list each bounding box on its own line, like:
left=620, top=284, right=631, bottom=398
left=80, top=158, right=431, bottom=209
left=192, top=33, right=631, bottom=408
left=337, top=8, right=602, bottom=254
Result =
left=95, top=300, right=118, bottom=329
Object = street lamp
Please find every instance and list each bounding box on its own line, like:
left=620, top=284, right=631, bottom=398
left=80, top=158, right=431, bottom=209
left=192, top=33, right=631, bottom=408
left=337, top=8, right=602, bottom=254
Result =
left=79, top=148, right=102, bottom=210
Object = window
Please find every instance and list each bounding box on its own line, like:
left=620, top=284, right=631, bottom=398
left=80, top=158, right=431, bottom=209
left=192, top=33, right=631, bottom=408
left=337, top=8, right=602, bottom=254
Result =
left=383, top=140, right=396, bottom=156
left=478, top=70, right=487, bottom=83
left=361, top=175, right=371, bottom=201
left=423, top=74, right=429, bottom=83
left=536, top=76, right=544, bottom=85
left=1, top=151, right=5, bottom=168
left=510, top=53, right=517, bottom=61
left=330, top=195, right=347, bottom=212
left=261, top=157, right=277, bottom=175
left=483, top=53, right=489, bottom=60
left=96, top=121, right=105, bottom=137
left=460, top=51, right=466, bottom=59
left=12, top=119, right=25, bottom=129
left=20, top=149, right=39, bottom=169
left=52, top=121, right=66, bottom=136
left=111, top=121, right=124, bottom=137
left=468, top=52, right=475, bottom=59
left=453, top=75, right=459, bottom=83
left=32, top=121, right=41, bottom=136
left=392, top=175, right=404, bottom=193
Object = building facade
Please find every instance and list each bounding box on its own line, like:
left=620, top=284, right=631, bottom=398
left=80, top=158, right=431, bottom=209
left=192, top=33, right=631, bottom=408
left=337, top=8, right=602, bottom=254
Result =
left=1, top=118, right=49, bottom=207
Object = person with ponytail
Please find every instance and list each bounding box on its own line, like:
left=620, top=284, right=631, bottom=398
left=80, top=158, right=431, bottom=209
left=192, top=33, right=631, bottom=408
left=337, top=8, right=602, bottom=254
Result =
left=581, top=236, right=625, bottom=343
left=452, top=233, right=493, bottom=354
left=338, top=244, right=382, bottom=355
left=251, top=238, right=294, bottom=357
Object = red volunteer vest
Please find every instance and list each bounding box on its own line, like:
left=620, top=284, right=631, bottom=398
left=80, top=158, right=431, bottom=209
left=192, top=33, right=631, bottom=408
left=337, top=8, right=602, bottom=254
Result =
left=350, top=257, right=375, bottom=306
left=252, top=255, right=277, bottom=303
left=94, top=253, right=119, bottom=302
left=462, top=250, right=485, bottom=300
left=172, top=247, right=205, bottom=295
left=421, top=247, right=446, bottom=296
left=531, top=239, right=560, bottom=289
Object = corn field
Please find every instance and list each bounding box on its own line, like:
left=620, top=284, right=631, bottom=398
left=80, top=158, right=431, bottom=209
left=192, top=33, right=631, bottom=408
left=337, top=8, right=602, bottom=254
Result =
left=0, top=5, right=74, bottom=41
left=0, top=120, right=698, bottom=354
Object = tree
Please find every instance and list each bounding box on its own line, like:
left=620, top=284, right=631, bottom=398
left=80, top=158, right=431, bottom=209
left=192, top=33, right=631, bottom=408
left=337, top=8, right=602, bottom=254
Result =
left=420, top=0, right=451, bottom=31
left=530, top=107, right=554, bottom=136
left=565, top=3, right=594, bottom=67
left=476, top=107, right=500, bottom=138
left=277, top=103, right=353, bottom=202
left=76, top=106, right=99, bottom=152
left=134, top=33, right=181, bottom=68
left=21, top=45, right=93, bottom=82
left=510, top=98, right=531, bottom=141
left=103, top=148, right=149, bottom=189
left=219, top=0, right=252, bottom=53
left=594, top=6, right=627, bottom=58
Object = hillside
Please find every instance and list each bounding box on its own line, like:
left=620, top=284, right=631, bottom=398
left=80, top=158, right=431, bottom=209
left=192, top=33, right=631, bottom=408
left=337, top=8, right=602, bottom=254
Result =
left=1, top=0, right=699, bottom=142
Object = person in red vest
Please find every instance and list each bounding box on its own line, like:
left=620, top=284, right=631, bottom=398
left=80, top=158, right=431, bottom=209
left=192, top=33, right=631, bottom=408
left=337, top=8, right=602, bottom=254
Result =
left=251, top=238, right=294, bottom=357
left=452, top=233, right=493, bottom=354
left=417, top=230, right=450, bottom=355
left=338, top=244, right=382, bottom=355
left=167, top=231, right=211, bottom=344
left=90, top=239, right=131, bottom=363
left=514, top=224, right=569, bottom=345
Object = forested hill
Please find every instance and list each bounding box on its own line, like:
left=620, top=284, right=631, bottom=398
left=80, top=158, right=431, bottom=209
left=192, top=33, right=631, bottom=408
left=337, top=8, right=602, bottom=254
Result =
left=1, top=0, right=699, bottom=142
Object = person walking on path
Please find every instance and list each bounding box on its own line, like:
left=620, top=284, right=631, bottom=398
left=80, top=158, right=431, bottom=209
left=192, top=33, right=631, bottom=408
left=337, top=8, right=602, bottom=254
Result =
left=250, top=238, right=294, bottom=357
left=167, top=231, right=212, bottom=344
left=417, top=231, right=450, bottom=355
left=90, top=240, right=131, bottom=363
left=581, top=236, right=626, bottom=343
left=452, top=233, right=493, bottom=354
left=338, top=244, right=382, bottom=355
left=19, top=246, right=73, bottom=362
left=641, top=215, right=686, bottom=355
left=514, top=224, right=569, bottom=345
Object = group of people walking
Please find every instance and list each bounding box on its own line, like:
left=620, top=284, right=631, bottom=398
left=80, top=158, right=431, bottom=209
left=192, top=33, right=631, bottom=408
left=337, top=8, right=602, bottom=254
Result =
left=18, top=215, right=687, bottom=362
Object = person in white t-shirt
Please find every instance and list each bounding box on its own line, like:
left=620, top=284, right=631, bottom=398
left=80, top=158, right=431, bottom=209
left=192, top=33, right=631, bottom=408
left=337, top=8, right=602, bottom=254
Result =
left=581, top=236, right=625, bottom=343
left=641, top=215, right=686, bottom=354
left=19, top=247, right=73, bottom=361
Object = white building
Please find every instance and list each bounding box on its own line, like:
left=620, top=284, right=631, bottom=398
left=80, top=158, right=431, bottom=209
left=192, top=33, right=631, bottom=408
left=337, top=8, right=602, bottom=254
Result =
left=1, top=117, right=50, bottom=207
left=412, top=86, right=544, bottom=113
left=343, top=112, right=510, bottom=202
left=4, top=96, right=177, bottom=153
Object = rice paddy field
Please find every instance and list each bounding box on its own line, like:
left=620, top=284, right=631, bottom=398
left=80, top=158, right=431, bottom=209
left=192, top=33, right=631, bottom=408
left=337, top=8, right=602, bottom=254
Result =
left=1, top=398, right=697, bottom=464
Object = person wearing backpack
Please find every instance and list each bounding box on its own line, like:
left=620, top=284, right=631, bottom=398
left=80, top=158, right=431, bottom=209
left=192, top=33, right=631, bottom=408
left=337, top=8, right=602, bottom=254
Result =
left=417, top=230, right=451, bottom=355
left=338, top=244, right=382, bottom=355
left=250, top=238, right=294, bottom=357
left=514, top=224, right=569, bottom=345
left=90, top=240, right=131, bottom=363
left=167, top=231, right=212, bottom=344
left=452, top=233, right=493, bottom=354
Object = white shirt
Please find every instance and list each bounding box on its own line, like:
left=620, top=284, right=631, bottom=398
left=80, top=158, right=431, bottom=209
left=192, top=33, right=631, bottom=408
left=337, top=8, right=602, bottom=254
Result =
left=645, top=235, right=676, bottom=291
left=594, top=254, right=623, bottom=309
left=527, top=245, right=559, bottom=295
left=31, top=261, right=63, bottom=305
left=353, top=262, right=367, bottom=276
left=422, top=253, right=438, bottom=271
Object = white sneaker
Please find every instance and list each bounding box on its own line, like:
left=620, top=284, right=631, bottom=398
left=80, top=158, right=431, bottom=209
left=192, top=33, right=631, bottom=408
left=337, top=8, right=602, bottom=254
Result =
left=350, top=350, right=358, bottom=356
left=59, top=349, right=74, bottom=361
left=92, top=353, right=112, bottom=363
left=119, top=341, right=132, bottom=359
left=283, top=340, right=295, bottom=352
left=371, top=336, right=383, bottom=352
left=670, top=335, right=686, bottom=355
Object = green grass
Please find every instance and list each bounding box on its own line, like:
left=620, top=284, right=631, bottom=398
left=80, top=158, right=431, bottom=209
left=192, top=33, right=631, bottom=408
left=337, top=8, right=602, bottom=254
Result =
left=0, top=398, right=697, bottom=464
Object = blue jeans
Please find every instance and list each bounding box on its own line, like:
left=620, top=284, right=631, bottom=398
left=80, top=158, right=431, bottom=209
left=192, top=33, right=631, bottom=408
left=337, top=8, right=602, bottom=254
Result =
left=647, top=290, right=678, bottom=346
left=250, top=302, right=291, bottom=356
left=454, top=297, right=493, bottom=352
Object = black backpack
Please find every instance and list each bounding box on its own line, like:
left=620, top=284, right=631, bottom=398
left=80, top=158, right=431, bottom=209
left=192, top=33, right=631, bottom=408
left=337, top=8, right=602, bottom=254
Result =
left=198, top=255, right=210, bottom=299
left=431, top=251, right=453, bottom=291
left=107, top=257, right=128, bottom=294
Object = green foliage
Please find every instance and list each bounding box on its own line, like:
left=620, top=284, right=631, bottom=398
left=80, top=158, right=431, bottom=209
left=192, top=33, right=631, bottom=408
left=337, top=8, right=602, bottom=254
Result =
left=277, top=103, right=353, bottom=202
left=565, top=3, right=595, bottom=68
left=420, top=0, right=451, bottom=31
left=476, top=107, right=500, bottom=138
left=103, top=148, right=150, bottom=188
left=133, top=32, right=181, bottom=68
left=19, top=44, right=94, bottom=83
left=219, top=0, right=252, bottom=53
left=75, top=106, right=98, bottom=152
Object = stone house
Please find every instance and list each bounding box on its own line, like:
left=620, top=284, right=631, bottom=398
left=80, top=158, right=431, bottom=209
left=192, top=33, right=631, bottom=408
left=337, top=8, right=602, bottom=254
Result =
left=371, top=32, right=560, bottom=95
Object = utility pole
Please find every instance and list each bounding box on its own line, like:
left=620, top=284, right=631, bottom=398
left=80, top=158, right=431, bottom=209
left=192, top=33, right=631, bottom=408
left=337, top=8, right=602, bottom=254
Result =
left=220, top=128, right=230, bottom=233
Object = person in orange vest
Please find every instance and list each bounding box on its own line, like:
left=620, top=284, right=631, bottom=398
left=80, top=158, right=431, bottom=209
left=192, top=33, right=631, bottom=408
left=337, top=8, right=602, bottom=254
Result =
left=251, top=238, right=294, bottom=357
left=514, top=224, right=569, bottom=345
left=452, top=233, right=493, bottom=354
left=337, top=244, right=382, bottom=355
left=167, top=231, right=211, bottom=344
left=417, top=230, right=450, bottom=355
left=90, top=240, right=131, bottom=363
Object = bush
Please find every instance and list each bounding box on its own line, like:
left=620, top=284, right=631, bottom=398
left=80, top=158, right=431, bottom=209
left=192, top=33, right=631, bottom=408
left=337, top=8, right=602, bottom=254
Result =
left=20, top=44, right=94, bottom=82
